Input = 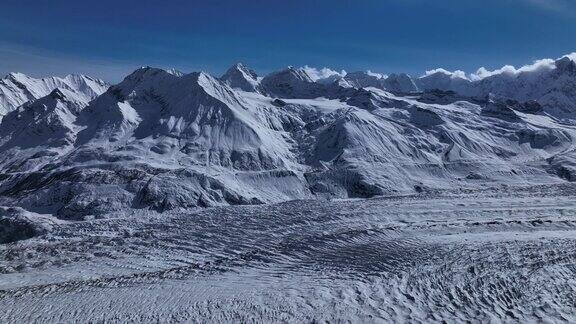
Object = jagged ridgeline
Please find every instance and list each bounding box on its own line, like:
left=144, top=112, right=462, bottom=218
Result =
left=1, top=54, right=576, bottom=218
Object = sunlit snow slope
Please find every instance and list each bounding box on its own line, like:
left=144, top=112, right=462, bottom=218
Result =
left=1, top=54, right=576, bottom=217
left=0, top=73, right=108, bottom=116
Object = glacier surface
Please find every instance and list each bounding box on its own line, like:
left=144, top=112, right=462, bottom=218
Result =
left=1, top=53, right=576, bottom=322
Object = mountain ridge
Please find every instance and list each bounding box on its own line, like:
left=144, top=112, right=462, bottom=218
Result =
left=0, top=72, right=109, bottom=117
left=1, top=53, right=576, bottom=218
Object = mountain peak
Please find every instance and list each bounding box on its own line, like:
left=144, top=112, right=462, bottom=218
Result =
left=260, top=67, right=323, bottom=98
left=4, top=72, right=30, bottom=83
left=165, top=68, right=184, bottom=77
left=231, top=62, right=256, bottom=75
left=555, top=56, right=576, bottom=73
left=126, top=66, right=164, bottom=78
left=344, top=71, right=385, bottom=88
left=272, top=66, right=315, bottom=82
left=49, top=88, right=67, bottom=100
left=383, top=73, right=419, bottom=93
left=0, top=72, right=109, bottom=117
left=221, top=62, right=261, bottom=92
left=119, top=67, right=176, bottom=90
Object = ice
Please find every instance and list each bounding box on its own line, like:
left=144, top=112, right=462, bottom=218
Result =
left=1, top=186, right=576, bottom=322
left=1, top=54, right=576, bottom=321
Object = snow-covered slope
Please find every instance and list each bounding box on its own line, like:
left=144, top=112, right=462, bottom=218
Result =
left=0, top=73, right=108, bottom=116
left=416, top=70, right=473, bottom=94
left=344, top=71, right=419, bottom=93
left=0, top=88, right=84, bottom=157
left=382, top=73, right=419, bottom=93
left=261, top=66, right=327, bottom=98
left=344, top=71, right=385, bottom=88
left=1, top=54, right=576, bottom=217
left=220, top=63, right=262, bottom=93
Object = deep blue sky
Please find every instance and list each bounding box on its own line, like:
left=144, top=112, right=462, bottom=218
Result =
left=1, top=0, right=575, bottom=82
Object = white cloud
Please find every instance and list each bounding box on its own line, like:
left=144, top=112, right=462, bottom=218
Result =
left=301, top=66, right=346, bottom=81
left=422, top=53, right=576, bottom=82
left=469, top=56, right=570, bottom=81
left=423, top=68, right=468, bottom=80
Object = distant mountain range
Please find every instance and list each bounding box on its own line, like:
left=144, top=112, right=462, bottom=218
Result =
left=1, top=53, right=576, bottom=218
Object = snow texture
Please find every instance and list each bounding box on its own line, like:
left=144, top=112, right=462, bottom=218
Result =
left=1, top=56, right=576, bottom=215
left=2, top=186, right=576, bottom=322
left=0, top=73, right=108, bottom=117
left=1, top=54, right=576, bottom=322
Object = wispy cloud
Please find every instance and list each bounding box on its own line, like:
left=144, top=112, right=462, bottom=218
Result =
left=522, top=0, right=576, bottom=13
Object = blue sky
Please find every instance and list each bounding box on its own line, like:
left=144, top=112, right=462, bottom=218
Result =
left=1, top=0, right=575, bottom=82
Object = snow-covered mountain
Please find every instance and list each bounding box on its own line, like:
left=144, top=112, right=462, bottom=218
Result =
left=382, top=73, right=419, bottom=93
left=220, top=63, right=262, bottom=93
left=344, top=71, right=385, bottom=88
left=415, top=54, right=576, bottom=118
left=343, top=71, right=419, bottom=93
left=416, top=69, right=473, bottom=95
left=260, top=66, right=327, bottom=98
left=0, top=88, right=85, bottom=156
left=0, top=73, right=109, bottom=116
left=1, top=54, right=576, bottom=217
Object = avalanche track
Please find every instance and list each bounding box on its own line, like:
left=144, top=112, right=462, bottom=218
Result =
left=1, top=184, right=576, bottom=323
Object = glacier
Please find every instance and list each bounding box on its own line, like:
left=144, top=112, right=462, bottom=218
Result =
left=1, top=53, right=576, bottom=322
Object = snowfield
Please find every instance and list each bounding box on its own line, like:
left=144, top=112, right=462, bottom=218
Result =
left=1, top=185, right=576, bottom=322
left=1, top=53, right=576, bottom=322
